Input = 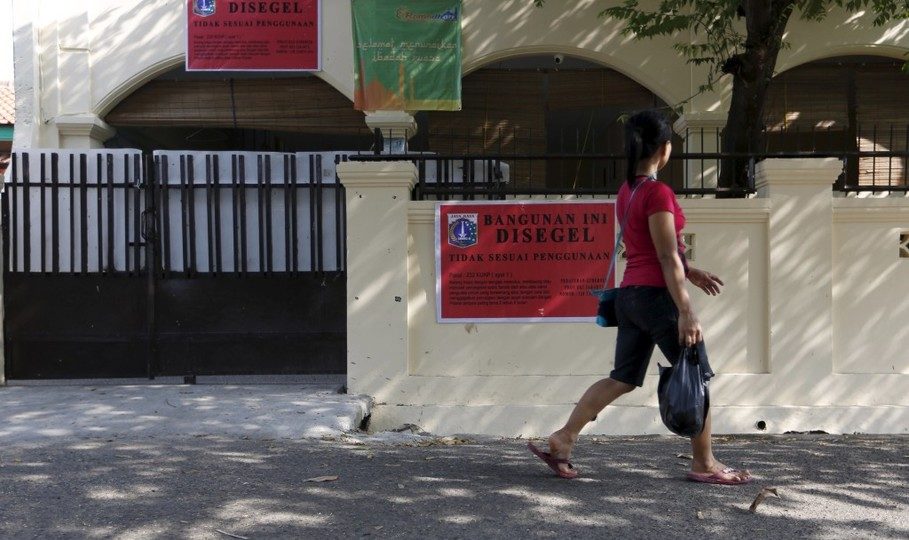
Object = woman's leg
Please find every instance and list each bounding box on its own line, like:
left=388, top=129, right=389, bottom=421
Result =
left=644, top=292, right=749, bottom=481
left=547, top=377, right=635, bottom=474
left=544, top=291, right=655, bottom=475
left=690, top=409, right=751, bottom=481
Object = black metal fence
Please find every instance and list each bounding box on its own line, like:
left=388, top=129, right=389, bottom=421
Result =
left=2, top=150, right=346, bottom=380
left=152, top=152, right=345, bottom=276
left=3, top=151, right=147, bottom=274
left=351, top=151, right=756, bottom=199
left=356, top=124, right=909, bottom=199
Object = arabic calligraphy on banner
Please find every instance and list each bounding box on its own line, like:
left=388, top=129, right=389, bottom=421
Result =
left=352, top=0, right=462, bottom=111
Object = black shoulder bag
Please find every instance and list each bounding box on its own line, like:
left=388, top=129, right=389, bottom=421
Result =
left=593, top=180, right=646, bottom=327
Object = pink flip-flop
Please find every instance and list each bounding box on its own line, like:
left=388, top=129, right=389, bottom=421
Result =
left=527, top=441, right=578, bottom=479
left=687, top=468, right=753, bottom=485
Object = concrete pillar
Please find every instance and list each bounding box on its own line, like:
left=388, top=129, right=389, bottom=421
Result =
left=673, top=111, right=725, bottom=189
left=757, top=158, right=842, bottom=403
left=337, top=161, right=417, bottom=400
left=11, top=1, right=43, bottom=148
left=364, top=111, right=418, bottom=153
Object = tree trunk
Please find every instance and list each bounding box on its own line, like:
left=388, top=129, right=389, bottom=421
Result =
left=718, top=0, right=794, bottom=195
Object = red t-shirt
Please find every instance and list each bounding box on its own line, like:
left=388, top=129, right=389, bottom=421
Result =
left=616, top=178, right=686, bottom=287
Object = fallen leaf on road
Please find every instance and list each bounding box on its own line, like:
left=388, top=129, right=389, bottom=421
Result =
left=305, top=475, right=339, bottom=483
left=749, top=487, right=781, bottom=513
left=696, top=511, right=705, bottom=520
left=374, top=526, right=384, bottom=530
left=676, top=453, right=693, bottom=460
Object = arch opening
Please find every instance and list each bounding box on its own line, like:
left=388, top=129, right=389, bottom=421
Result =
left=764, top=55, right=908, bottom=187
left=410, top=54, right=684, bottom=191
left=104, top=66, right=371, bottom=153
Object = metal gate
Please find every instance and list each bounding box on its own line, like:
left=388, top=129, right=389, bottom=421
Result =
left=2, top=149, right=346, bottom=379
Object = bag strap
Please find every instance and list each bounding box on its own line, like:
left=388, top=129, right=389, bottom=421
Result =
left=602, top=177, right=650, bottom=289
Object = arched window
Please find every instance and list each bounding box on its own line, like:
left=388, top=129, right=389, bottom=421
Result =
left=765, top=56, right=908, bottom=187
left=410, top=55, right=684, bottom=191
left=104, top=69, right=370, bottom=153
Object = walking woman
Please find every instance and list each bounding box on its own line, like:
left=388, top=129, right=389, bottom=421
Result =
left=529, top=110, right=752, bottom=485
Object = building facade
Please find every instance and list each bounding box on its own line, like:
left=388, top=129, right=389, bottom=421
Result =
left=6, top=0, right=909, bottom=433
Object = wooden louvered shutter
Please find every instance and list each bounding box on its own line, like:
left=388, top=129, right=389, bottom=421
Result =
left=106, top=78, right=367, bottom=135
left=855, top=66, right=908, bottom=186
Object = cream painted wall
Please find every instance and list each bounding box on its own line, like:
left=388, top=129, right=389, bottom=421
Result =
left=339, top=158, right=909, bottom=436
left=833, top=199, right=909, bottom=375
left=10, top=1, right=909, bottom=148
left=406, top=200, right=770, bottom=381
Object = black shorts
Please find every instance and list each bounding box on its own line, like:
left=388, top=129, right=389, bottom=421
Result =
left=610, top=286, right=714, bottom=387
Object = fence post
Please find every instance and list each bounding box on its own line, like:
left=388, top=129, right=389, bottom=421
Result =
left=756, top=158, right=842, bottom=400
left=337, top=160, right=417, bottom=400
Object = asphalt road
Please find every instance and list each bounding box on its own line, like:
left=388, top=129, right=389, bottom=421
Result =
left=1, top=434, right=906, bottom=539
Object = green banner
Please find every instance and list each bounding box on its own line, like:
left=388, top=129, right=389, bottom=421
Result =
left=352, top=0, right=462, bottom=111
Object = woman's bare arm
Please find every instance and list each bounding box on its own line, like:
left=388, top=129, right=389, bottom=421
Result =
left=649, top=211, right=701, bottom=346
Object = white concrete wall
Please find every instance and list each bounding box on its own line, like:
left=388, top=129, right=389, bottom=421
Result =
left=10, top=1, right=909, bottom=148
left=339, top=158, right=909, bottom=436
left=832, top=199, right=909, bottom=375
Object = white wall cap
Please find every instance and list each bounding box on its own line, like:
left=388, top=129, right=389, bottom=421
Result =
left=755, top=157, right=843, bottom=189
left=337, top=160, right=417, bottom=189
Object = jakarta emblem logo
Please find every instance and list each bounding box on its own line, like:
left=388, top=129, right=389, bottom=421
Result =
left=447, top=213, right=478, bottom=248
left=193, top=0, right=216, bottom=17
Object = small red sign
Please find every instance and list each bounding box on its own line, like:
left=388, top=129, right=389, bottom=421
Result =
left=186, top=0, right=321, bottom=71
left=436, top=201, right=617, bottom=322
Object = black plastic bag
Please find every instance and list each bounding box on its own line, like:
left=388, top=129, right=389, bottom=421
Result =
left=657, top=345, right=710, bottom=437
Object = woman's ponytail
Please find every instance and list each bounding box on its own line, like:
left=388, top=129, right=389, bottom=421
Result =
left=625, top=125, right=643, bottom=186
left=623, top=110, right=673, bottom=187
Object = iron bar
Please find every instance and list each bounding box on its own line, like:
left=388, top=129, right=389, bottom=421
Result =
left=179, top=156, right=190, bottom=276
left=256, top=155, right=266, bottom=273
left=308, top=156, right=317, bottom=273
left=106, top=154, right=115, bottom=273
left=187, top=155, right=197, bottom=276
left=314, top=155, right=324, bottom=273
left=160, top=155, right=171, bottom=277
left=123, top=155, right=130, bottom=274
left=283, top=154, right=292, bottom=273
left=205, top=155, right=215, bottom=273
left=231, top=155, right=240, bottom=275
left=51, top=153, right=60, bottom=273
left=264, top=155, right=274, bottom=274
left=239, top=154, right=248, bottom=275
left=133, top=156, right=142, bottom=275
left=213, top=154, right=223, bottom=274
left=5, top=153, right=15, bottom=272
left=96, top=155, right=103, bottom=273
left=79, top=154, right=88, bottom=274
left=39, top=154, right=46, bottom=273
left=290, top=155, right=299, bottom=274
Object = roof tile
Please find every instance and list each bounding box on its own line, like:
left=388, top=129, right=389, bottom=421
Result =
left=0, top=82, right=15, bottom=125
